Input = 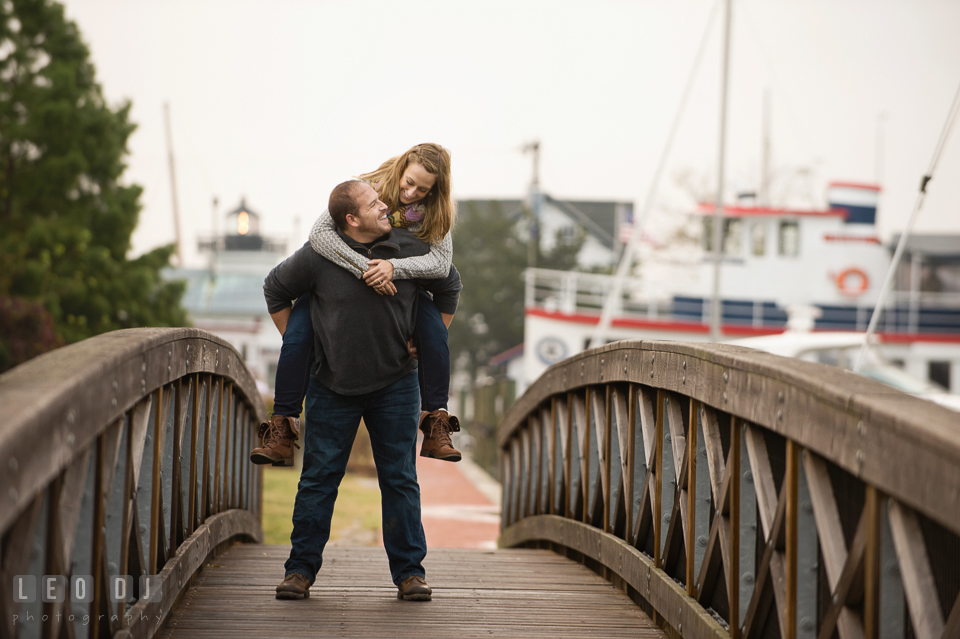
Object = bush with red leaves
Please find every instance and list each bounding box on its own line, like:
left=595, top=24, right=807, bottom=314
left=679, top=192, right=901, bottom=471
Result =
left=0, top=296, right=64, bottom=374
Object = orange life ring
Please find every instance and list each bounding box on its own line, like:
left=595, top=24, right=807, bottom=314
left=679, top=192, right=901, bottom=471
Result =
left=836, top=267, right=869, bottom=297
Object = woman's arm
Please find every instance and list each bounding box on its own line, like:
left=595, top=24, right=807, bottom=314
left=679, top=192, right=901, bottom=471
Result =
left=388, top=232, right=453, bottom=280
left=308, top=208, right=368, bottom=278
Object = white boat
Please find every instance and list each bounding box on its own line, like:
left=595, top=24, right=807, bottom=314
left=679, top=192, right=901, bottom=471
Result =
left=518, top=182, right=960, bottom=401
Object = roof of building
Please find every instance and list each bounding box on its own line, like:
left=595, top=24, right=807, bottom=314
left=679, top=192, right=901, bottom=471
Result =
left=694, top=202, right=846, bottom=218
left=489, top=343, right=524, bottom=367
left=457, top=197, right=632, bottom=250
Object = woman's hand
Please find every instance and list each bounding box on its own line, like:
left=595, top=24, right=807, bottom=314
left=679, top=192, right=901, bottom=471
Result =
left=363, top=260, right=394, bottom=287
left=374, top=281, right=397, bottom=296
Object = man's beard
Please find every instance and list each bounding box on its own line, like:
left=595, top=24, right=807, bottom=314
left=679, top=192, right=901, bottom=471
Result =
left=358, top=217, right=389, bottom=237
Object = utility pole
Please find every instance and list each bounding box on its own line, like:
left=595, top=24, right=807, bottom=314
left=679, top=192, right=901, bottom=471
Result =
left=164, top=103, right=184, bottom=266
left=523, top=140, right=542, bottom=269
left=710, top=0, right=733, bottom=342
left=209, top=196, right=219, bottom=272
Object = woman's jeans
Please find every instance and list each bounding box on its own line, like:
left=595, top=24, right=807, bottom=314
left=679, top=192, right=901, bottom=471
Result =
left=272, top=290, right=449, bottom=417
left=284, top=371, right=426, bottom=585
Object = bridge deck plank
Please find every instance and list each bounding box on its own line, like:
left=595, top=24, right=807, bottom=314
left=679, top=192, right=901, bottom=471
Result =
left=160, top=544, right=665, bottom=638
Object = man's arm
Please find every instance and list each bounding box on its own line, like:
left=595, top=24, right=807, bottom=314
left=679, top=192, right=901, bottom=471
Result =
left=263, top=243, right=318, bottom=334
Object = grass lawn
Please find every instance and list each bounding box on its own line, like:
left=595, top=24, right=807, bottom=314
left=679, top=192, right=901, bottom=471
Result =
left=260, top=424, right=382, bottom=546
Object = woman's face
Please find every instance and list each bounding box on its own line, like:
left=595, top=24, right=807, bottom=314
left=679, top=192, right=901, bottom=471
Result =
left=398, top=162, right=437, bottom=205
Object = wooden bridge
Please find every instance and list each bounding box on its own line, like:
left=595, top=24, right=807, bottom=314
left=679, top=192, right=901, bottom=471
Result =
left=2, top=328, right=958, bottom=639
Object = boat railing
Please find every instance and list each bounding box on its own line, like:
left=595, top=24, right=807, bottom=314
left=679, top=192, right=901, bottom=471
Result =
left=525, top=267, right=960, bottom=334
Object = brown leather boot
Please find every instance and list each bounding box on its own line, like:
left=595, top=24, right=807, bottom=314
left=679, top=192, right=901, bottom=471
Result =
left=397, top=575, right=432, bottom=601
left=419, top=410, right=461, bottom=462
left=250, top=414, right=300, bottom=466
left=276, top=572, right=311, bottom=600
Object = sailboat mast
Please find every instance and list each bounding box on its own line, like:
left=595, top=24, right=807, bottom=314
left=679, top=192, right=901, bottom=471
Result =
left=164, top=102, right=184, bottom=266
left=709, top=0, right=733, bottom=341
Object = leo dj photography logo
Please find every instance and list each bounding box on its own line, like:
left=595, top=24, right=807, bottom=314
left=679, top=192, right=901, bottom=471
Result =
left=11, top=575, right=163, bottom=627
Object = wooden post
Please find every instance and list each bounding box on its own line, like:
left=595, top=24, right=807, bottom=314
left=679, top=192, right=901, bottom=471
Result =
left=90, top=434, right=106, bottom=639
left=626, top=385, right=637, bottom=543
left=188, top=373, right=200, bottom=534
left=785, top=439, right=799, bottom=639
left=604, top=386, right=612, bottom=533
left=548, top=398, right=556, bottom=515
left=655, top=390, right=664, bottom=567
left=149, top=387, right=165, bottom=575
left=212, top=381, right=225, bottom=515
left=170, top=378, right=184, bottom=556
left=119, top=409, right=135, bottom=626
left=687, top=398, right=699, bottom=597
left=201, top=375, right=214, bottom=522
left=729, top=416, right=741, bottom=638
left=864, top=486, right=881, bottom=639
left=565, top=392, right=574, bottom=519
left=583, top=388, right=592, bottom=524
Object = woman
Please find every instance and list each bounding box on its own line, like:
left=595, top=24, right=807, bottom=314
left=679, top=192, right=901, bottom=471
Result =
left=251, top=143, right=461, bottom=466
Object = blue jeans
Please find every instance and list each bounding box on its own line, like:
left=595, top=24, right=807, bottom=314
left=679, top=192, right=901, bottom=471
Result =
left=272, top=296, right=314, bottom=417
left=413, top=289, right=450, bottom=413
left=284, top=371, right=426, bottom=585
left=272, top=291, right=449, bottom=416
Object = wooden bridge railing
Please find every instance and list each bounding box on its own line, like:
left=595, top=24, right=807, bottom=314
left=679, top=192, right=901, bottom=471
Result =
left=0, top=328, right=266, bottom=639
left=498, top=340, right=960, bottom=639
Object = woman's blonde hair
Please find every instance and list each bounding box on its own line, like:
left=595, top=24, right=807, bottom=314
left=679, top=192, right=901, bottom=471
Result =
left=358, top=143, right=455, bottom=243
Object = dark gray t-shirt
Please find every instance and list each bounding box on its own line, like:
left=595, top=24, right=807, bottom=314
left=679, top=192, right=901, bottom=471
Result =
left=263, top=227, right=461, bottom=396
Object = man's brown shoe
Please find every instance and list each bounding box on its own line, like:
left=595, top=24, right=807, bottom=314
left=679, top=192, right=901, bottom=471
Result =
left=276, top=572, right=311, bottom=600
left=397, top=575, right=432, bottom=601
left=419, top=410, right=461, bottom=462
left=250, top=414, right=300, bottom=466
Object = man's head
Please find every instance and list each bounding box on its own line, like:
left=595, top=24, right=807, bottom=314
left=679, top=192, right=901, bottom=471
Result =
left=328, top=181, right=391, bottom=242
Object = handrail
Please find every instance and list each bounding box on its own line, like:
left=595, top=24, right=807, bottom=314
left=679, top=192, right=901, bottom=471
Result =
left=498, top=339, right=960, bottom=639
left=0, top=328, right=267, bottom=639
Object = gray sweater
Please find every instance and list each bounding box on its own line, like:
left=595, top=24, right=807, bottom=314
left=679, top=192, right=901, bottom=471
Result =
left=263, top=227, right=462, bottom=396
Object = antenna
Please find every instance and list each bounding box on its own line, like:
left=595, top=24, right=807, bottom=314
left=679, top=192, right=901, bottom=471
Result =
left=164, top=103, right=184, bottom=266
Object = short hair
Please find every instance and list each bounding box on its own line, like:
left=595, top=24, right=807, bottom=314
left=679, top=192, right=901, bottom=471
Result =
left=328, top=180, right=363, bottom=230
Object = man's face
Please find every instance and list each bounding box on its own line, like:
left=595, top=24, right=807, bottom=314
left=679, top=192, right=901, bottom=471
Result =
left=350, top=183, right=391, bottom=237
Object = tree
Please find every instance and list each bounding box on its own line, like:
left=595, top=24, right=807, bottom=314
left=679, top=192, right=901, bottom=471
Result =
left=448, top=201, right=527, bottom=383
left=449, top=201, right=585, bottom=383
left=0, top=0, right=186, bottom=371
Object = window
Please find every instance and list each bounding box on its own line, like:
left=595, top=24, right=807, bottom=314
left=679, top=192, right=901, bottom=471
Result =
left=929, top=361, right=951, bottom=390
left=751, top=222, right=766, bottom=256
left=722, top=219, right=743, bottom=256
left=702, top=218, right=743, bottom=256
left=779, top=221, right=799, bottom=256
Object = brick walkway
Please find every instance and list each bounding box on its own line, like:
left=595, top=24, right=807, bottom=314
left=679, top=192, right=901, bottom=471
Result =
left=417, top=443, right=501, bottom=549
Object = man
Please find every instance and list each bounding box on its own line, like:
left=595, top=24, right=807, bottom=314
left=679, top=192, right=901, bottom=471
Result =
left=262, top=180, right=462, bottom=601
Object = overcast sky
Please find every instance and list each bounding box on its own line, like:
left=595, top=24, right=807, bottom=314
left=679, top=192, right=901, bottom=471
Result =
left=60, top=0, right=960, bottom=267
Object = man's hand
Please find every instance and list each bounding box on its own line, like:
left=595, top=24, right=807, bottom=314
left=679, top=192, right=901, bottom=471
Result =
left=406, top=338, right=418, bottom=359
left=270, top=308, right=293, bottom=336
